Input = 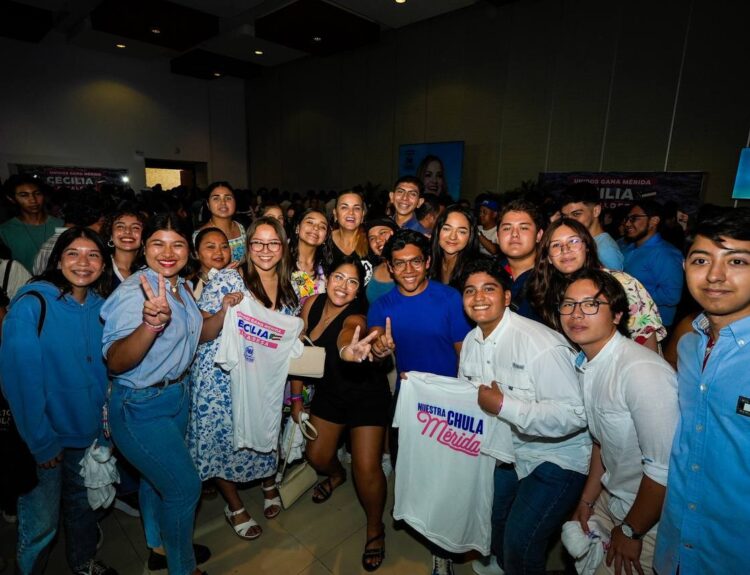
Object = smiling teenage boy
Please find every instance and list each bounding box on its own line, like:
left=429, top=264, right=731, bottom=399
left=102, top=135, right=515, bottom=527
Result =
left=654, top=208, right=750, bottom=575
left=459, top=257, right=590, bottom=575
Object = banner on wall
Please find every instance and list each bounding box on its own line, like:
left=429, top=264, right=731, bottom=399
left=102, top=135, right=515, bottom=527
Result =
left=13, top=164, right=129, bottom=190
left=731, top=148, right=750, bottom=200
left=538, top=171, right=705, bottom=215
left=398, top=141, right=464, bottom=201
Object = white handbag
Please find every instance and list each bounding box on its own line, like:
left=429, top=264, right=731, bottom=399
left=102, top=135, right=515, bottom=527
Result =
left=288, top=335, right=326, bottom=378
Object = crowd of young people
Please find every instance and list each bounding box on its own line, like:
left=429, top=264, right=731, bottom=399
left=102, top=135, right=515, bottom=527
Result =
left=0, top=171, right=748, bottom=575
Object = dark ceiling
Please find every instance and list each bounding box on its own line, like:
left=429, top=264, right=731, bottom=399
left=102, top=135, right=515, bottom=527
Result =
left=1, top=0, right=480, bottom=80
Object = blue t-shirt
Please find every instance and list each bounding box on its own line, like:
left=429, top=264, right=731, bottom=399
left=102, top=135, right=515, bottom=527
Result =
left=594, top=232, right=624, bottom=271
left=367, top=280, right=471, bottom=377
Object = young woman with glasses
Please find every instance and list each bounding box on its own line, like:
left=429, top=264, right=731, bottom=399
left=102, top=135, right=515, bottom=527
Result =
left=527, top=218, right=666, bottom=351
left=289, top=256, right=390, bottom=571
left=187, top=216, right=299, bottom=543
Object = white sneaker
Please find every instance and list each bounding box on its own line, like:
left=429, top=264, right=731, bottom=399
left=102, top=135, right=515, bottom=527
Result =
left=472, top=556, right=504, bottom=575
left=431, top=555, right=454, bottom=575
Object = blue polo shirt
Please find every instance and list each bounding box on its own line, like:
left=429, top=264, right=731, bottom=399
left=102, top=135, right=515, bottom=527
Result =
left=654, top=314, right=750, bottom=574
left=623, top=233, right=683, bottom=326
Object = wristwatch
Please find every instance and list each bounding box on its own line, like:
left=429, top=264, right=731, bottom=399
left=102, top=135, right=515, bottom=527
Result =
left=620, top=522, right=644, bottom=541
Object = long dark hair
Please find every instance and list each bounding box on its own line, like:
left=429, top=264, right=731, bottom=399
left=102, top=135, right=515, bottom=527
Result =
left=36, top=227, right=112, bottom=298
left=429, top=205, right=479, bottom=289
left=527, top=217, right=601, bottom=330
left=201, top=181, right=236, bottom=224
left=291, top=208, right=332, bottom=279
left=244, top=216, right=298, bottom=310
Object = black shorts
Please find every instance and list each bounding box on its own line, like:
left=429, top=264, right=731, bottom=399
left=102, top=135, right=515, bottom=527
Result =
left=311, top=382, right=392, bottom=428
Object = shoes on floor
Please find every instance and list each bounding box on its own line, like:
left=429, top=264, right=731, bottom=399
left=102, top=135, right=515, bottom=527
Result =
left=72, top=559, right=118, bottom=575
left=472, top=556, right=504, bottom=575
left=147, top=544, right=211, bottom=571
left=224, top=505, right=262, bottom=540
left=431, top=555, right=455, bottom=575
left=113, top=493, right=140, bottom=518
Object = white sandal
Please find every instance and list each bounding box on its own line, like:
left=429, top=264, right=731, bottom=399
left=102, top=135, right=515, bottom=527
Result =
left=261, top=483, right=282, bottom=519
left=224, top=505, right=262, bottom=540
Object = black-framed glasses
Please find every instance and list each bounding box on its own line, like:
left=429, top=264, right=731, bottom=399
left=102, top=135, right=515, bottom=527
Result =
left=548, top=237, right=584, bottom=257
left=623, top=214, right=649, bottom=224
left=249, top=240, right=282, bottom=253
left=558, top=299, right=610, bottom=315
left=391, top=257, right=425, bottom=271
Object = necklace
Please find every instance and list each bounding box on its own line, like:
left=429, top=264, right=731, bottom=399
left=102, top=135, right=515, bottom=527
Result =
left=169, top=281, right=179, bottom=294
left=321, top=301, right=337, bottom=326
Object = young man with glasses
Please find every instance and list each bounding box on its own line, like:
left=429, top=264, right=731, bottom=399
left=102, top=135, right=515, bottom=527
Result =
left=458, top=258, right=590, bottom=575
left=621, top=200, right=683, bottom=327
left=389, top=176, right=430, bottom=235
left=654, top=208, right=750, bottom=574
left=560, top=269, right=677, bottom=575
left=367, top=228, right=471, bottom=575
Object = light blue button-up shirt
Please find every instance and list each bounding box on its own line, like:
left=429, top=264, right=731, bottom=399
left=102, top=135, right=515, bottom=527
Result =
left=654, top=314, right=750, bottom=575
left=622, top=233, right=683, bottom=326
left=101, top=268, right=202, bottom=388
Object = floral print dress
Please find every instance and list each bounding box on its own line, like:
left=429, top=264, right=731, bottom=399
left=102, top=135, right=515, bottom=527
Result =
left=186, top=268, right=296, bottom=482
left=607, top=268, right=668, bottom=345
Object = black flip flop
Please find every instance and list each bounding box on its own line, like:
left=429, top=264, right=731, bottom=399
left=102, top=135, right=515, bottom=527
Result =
left=312, top=472, right=347, bottom=504
left=362, top=528, right=386, bottom=572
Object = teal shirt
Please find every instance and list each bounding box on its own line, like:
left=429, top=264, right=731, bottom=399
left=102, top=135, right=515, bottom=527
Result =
left=0, top=216, right=63, bottom=272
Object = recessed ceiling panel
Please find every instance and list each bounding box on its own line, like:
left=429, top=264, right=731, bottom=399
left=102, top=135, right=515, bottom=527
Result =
left=90, top=0, right=219, bottom=52
left=255, top=0, right=379, bottom=56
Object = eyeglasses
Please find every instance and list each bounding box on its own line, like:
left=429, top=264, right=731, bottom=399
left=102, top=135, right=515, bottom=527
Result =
left=391, top=257, right=425, bottom=271
left=558, top=299, right=610, bottom=315
left=548, top=237, right=584, bottom=257
left=249, top=240, right=282, bottom=253
left=330, top=272, right=360, bottom=290
left=623, top=214, right=649, bottom=224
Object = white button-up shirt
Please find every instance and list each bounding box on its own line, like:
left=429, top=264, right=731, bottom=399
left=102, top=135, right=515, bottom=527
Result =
left=575, top=331, right=678, bottom=520
left=459, top=310, right=591, bottom=479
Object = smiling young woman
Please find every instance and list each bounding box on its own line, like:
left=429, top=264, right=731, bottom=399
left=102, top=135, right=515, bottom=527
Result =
left=1, top=227, right=114, bottom=575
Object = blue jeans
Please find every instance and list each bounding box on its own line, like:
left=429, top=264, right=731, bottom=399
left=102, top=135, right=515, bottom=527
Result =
left=108, top=382, right=201, bottom=575
left=492, top=462, right=586, bottom=575
left=16, top=447, right=98, bottom=575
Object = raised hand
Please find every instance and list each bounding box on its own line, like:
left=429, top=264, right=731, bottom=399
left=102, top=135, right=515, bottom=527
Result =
left=340, top=325, right=380, bottom=362
left=221, top=291, right=244, bottom=312
left=371, top=317, right=396, bottom=358
left=141, top=273, right=172, bottom=328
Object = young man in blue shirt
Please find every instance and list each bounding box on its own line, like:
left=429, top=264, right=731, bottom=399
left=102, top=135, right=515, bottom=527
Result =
left=368, top=228, right=471, bottom=575
left=654, top=208, right=750, bottom=574
left=389, top=177, right=430, bottom=236
left=622, top=200, right=683, bottom=327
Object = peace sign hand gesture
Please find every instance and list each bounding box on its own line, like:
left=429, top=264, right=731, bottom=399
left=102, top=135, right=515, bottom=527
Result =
left=340, top=325, right=380, bottom=363
left=371, top=317, right=395, bottom=359
left=141, top=273, right=172, bottom=329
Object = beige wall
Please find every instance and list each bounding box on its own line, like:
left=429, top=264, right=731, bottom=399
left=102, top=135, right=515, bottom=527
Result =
left=246, top=0, right=750, bottom=206
left=0, top=32, right=248, bottom=192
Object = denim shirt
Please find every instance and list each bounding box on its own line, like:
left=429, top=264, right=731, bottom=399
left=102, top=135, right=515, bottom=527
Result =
left=101, top=268, right=202, bottom=388
left=654, top=314, right=750, bottom=575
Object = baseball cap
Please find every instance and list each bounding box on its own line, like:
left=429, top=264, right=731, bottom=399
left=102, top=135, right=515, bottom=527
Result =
left=479, top=199, right=499, bottom=212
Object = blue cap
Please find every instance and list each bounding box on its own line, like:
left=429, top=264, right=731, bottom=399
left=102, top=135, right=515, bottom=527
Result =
left=479, top=199, right=499, bottom=211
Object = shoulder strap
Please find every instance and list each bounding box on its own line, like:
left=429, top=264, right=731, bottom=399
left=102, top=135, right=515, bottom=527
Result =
left=2, top=260, right=12, bottom=293
left=17, top=290, right=46, bottom=336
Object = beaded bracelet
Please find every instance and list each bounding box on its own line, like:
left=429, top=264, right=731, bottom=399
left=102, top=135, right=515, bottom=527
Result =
left=290, top=394, right=304, bottom=403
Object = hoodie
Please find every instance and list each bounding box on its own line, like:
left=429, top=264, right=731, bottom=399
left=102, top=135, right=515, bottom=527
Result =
left=0, top=281, right=107, bottom=463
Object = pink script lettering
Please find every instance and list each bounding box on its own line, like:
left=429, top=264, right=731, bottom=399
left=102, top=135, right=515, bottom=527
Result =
left=417, top=411, right=480, bottom=457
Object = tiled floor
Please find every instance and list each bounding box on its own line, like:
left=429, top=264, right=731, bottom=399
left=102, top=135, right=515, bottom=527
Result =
left=0, top=464, right=570, bottom=575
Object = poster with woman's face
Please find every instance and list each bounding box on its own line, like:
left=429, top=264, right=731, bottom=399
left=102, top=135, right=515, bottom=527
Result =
left=398, top=141, right=464, bottom=201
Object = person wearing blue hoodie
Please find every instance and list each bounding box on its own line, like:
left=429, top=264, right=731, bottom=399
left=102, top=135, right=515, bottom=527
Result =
left=0, top=227, right=117, bottom=575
